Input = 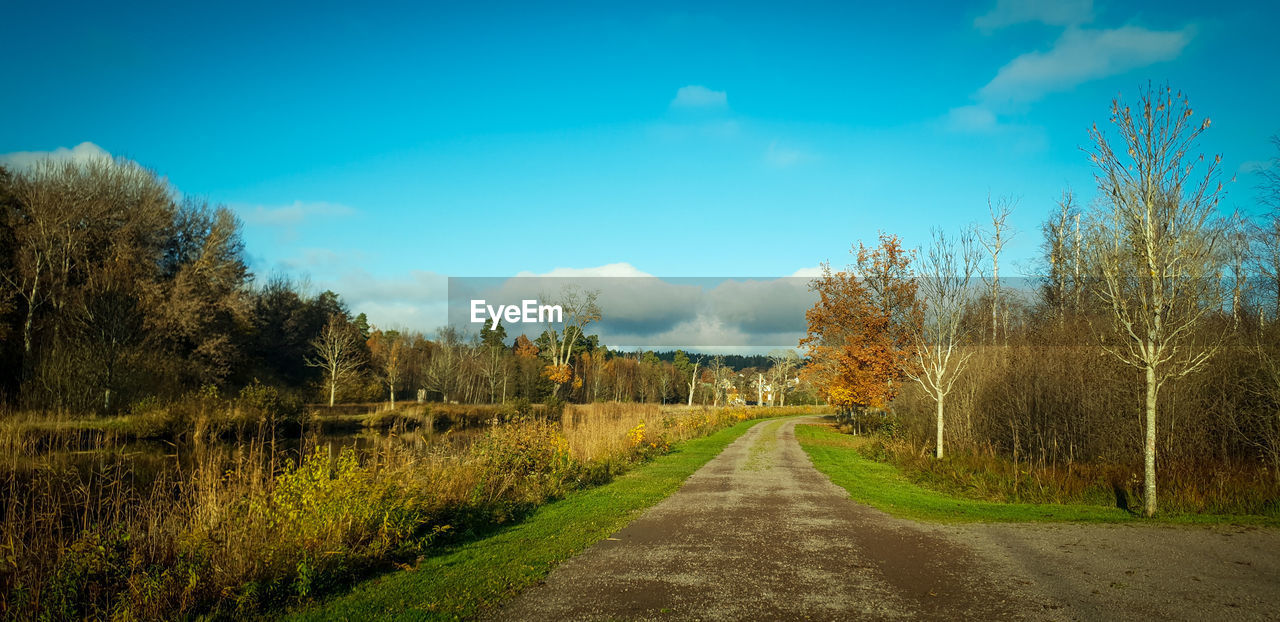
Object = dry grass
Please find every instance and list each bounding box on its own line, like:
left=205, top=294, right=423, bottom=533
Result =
left=0, top=402, right=803, bottom=620
left=852, top=433, right=1280, bottom=516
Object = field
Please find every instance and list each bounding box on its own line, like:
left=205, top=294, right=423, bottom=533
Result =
left=0, top=401, right=823, bottom=620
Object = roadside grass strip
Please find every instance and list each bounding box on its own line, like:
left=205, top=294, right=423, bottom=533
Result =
left=289, top=418, right=770, bottom=621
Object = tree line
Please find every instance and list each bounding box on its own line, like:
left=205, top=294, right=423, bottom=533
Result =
left=803, top=84, right=1280, bottom=517
left=0, top=161, right=812, bottom=412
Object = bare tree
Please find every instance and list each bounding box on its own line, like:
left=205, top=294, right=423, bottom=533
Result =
left=424, top=326, right=462, bottom=403
left=543, top=286, right=601, bottom=397
left=1254, top=136, right=1280, bottom=322
left=1222, top=210, right=1251, bottom=329
left=1259, top=134, right=1280, bottom=211
left=306, top=314, right=365, bottom=407
left=1043, top=188, right=1081, bottom=317
left=768, top=349, right=800, bottom=406
left=1084, top=84, right=1225, bottom=517
left=975, top=194, right=1017, bottom=343
left=370, top=331, right=404, bottom=407
left=908, top=228, right=978, bottom=459
left=686, top=357, right=700, bottom=406
left=1254, top=214, right=1280, bottom=322
left=708, top=356, right=730, bottom=406
left=479, top=341, right=507, bottom=403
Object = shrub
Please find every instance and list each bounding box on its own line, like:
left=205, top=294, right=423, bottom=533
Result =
left=237, top=380, right=303, bottom=430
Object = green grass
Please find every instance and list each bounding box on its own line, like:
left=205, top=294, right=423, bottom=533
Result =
left=796, top=423, right=1280, bottom=525
left=286, top=418, right=769, bottom=621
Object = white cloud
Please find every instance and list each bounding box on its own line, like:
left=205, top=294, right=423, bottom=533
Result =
left=1239, top=160, right=1270, bottom=175
left=789, top=266, right=825, bottom=278
left=978, top=26, right=1193, bottom=106
left=974, top=0, right=1093, bottom=31
left=236, top=200, right=356, bottom=227
left=764, top=141, right=813, bottom=168
left=0, top=141, right=114, bottom=170
left=515, top=262, right=654, bottom=278
left=945, top=105, right=999, bottom=133
left=329, top=269, right=450, bottom=333
left=670, top=85, right=727, bottom=108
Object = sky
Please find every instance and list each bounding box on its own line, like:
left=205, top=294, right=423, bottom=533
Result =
left=2, top=0, right=1278, bottom=339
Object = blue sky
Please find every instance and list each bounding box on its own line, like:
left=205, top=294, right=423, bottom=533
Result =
left=2, top=0, right=1278, bottom=333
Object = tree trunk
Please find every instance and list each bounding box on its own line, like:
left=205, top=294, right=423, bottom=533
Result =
left=1144, top=364, right=1158, bottom=517
left=935, top=395, right=945, bottom=459
left=390, top=382, right=396, bottom=408
left=329, top=379, right=336, bottom=407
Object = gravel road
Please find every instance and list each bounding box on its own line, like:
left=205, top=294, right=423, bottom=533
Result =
left=491, top=417, right=1280, bottom=621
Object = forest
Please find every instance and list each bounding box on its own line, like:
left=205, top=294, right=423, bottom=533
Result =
left=0, top=157, right=813, bottom=414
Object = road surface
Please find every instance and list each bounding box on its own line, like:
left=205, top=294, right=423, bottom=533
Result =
left=491, top=417, right=1280, bottom=621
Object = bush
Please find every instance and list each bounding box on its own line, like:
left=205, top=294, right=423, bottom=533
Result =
left=237, top=380, right=303, bottom=431
left=470, top=419, right=578, bottom=507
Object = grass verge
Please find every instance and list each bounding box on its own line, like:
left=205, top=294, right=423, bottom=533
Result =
left=796, top=423, right=1279, bottom=526
left=287, top=417, right=768, bottom=621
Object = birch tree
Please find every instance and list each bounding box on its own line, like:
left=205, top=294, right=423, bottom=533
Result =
left=1084, top=84, right=1224, bottom=517
left=542, top=286, right=601, bottom=397
left=1043, top=188, right=1082, bottom=317
left=976, top=194, right=1016, bottom=343
left=306, top=314, right=365, bottom=407
left=369, top=329, right=404, bottom=407
left=768, top=350, right=800, bottom=406
left=908, top=229, right=977, bottom=459
left=686, top=357, right=700, bottom=406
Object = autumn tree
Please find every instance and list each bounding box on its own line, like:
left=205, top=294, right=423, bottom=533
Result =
left=541, top=286, right=601, bottom=397
left=307, top=314, right=365, bottom=407
left=801, top=235, right=920, bottom=418
left=1084, top=84, right=1225, bottom=517
left=147, top=200, right=250, bottom=388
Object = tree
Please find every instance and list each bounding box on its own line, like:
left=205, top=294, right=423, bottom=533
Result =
left=801, top=235, right=919, bottom=417
left=306, top=314, right=365, bottom=407
left=1042, top=188, right=1082, bottom=317
left=425, top=326, right=462, bottom=403
left=975, top=194, right=1017, bottom=343
left=767, top=350, right=800, bottom=406
left=908, top=229, right=978, bottom=458
left=1084, top=84, right=1224, bottom=516
left=541, top=286, right=601, bottom=397
left=368, top=329, right=404, bottom=407
left=148, top=201, right=250, bottom=387
left=1259, top=134, right=1280, bottom=211
left=706, top=356, right=729, bottom=406
left=477, top=320, right=509, bottom=403
left=680, top=354, right=700, bottom=406
left=1254, top=136, right=1280, bottom=321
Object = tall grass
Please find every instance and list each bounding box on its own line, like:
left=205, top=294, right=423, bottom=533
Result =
left=0, top=402, right=812, bottom=620
left=842, top=427, right=1280, bottom=517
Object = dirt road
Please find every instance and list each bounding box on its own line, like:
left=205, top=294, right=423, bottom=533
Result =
left=492, top=417, right=1280, bottom=621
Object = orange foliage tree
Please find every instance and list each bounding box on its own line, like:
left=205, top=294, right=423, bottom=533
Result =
left=801, top=234, right=921, bottom=416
